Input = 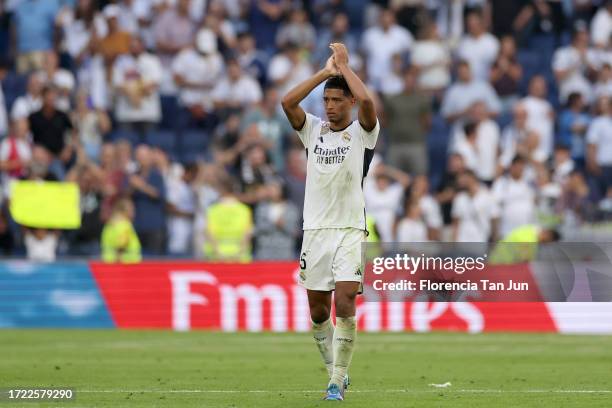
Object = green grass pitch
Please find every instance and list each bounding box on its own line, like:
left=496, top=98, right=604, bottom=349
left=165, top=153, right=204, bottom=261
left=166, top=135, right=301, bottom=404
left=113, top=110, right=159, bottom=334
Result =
left=2, top=330, right=611, bottom=407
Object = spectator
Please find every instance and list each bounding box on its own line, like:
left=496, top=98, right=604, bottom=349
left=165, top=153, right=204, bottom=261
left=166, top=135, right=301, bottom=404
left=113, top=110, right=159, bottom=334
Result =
left=57, top=0, right=104, bottom=66
left=552, top=28, right=594, bottom=103
left=405, top=174, right=443, bottom=241
left=441, top=61, right=501, bottom=123
left=490, top=35, right=523, bottom=111
left=254, top=181, right=299, bottom=260
left=236, top=32, right=268, bottom=86
left=410, top=22, right=450, bottom=96
left=238, top=142, right=277, bottom=206
left=586, top=97, right=612, bottom=198
left=66, top=157, right=105, bottom=255
left=283, top=146, right=306, bottom=215
left=557, top=92, right=590, bottom=168
left=193, top=162, right=220, bottom=259
left=212, top=58, right=263, bottom=115
left=276, top=8, right=316, bottom=51
left=166, top=163, right=197, bottom=256
left=129, top=144, right=167, bottom=255
left=456, top=9, right=500, bottom=81
left=520, top=76, right=555, bottom=162
left=203, top=1, right=237, bottom=54
left=268, top=42, right=313, bottom=97
left=96, top=5, right=131, bottom=67
left=24, top=227, right=59, bottom=262
left=101, top=197, right=142, bottom=263
left=364, top=161, right=410, bottom=242
left=492, top=156, right=536, bottom=237
left=11, top=71, right=43, bottom=121
left=380, top=53, right=405, bottom=96
left=552, top=145, right=575, bottom=185
left=451, top=102, right=501, bottom=184
left=0, top=120, right=31, bottom=196
left=313, top=12, right=357, bottom=69
left=452, top=170, right=500, bottom=242
left=153, top=0, right=195, bottom=93
left=28, top=86, right=74, bottom=179
left=396, top=199, right=428, bottom=242
left=241, top=87, right=293, bottom=170
left=72, top=90, right=111, bottom=162
left=248, top=0, right=290, bottom=55
left=172, top=28, right=224, bottom=129
left=12, top=0, right=60, bottom=73
left=499, top=103, right=541, bottom=170
left=594, top=63, right=612, bottom=99
left=112, top=36, right=162, bottom=141
left=99, top=143, right=126, bottom=221
left=557, top=170, right=593, bottom=225
left=383, top=68, right=431, bottom=175
left=361, top=8, right=413, bottom=91
left=590, top=1, right=612, bottom=49
left=436, top=152, right=466, bottom=226
left=41, top=51, right=75, bottom=112
left=204, top=172, right=253, bottom=262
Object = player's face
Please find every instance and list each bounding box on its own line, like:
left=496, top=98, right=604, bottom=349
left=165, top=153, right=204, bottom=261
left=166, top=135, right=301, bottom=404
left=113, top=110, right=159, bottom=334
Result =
left=323, top=89, right=354, bottom=123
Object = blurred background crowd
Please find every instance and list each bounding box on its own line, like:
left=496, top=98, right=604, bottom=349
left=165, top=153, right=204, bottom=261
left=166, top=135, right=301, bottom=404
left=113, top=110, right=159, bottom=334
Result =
left=0, top=0, right=611, bottom=261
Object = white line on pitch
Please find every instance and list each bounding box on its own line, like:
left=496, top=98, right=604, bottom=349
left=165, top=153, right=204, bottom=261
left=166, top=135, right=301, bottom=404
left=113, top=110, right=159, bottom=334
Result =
left=75, top=389, right=612, bottom=394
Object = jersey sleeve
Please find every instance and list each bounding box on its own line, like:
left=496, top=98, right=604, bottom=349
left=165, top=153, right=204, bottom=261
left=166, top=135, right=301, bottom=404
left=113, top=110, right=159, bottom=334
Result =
left=296, top=112, right=320, bottom=148
left=361, top=119, right=380, bottom=149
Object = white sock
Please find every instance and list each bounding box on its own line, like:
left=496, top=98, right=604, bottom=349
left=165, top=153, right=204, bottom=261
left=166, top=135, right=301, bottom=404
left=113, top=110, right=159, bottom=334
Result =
left=312, top=318, right=335, bottom=378
left=330, top=316, right=356, bottom=387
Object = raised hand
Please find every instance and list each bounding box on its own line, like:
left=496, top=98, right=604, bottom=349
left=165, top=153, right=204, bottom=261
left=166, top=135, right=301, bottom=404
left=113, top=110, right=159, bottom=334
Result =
left=324, top=55, right=339, bottom=77
left=329, top=43, right=349, bottom=69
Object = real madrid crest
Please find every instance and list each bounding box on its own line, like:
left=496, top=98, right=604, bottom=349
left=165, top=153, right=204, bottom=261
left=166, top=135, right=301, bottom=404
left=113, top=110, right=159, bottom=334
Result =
left=320, top=122, right=330, bottom=135
left=342, top=131, right=351, bottom=142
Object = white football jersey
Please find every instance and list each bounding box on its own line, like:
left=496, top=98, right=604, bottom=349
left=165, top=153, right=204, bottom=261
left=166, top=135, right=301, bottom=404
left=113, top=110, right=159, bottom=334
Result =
left=296, top=113, right=380, bottom=231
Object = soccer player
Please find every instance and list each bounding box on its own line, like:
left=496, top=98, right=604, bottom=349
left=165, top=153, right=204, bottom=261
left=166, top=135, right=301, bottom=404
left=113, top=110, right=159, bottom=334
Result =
left=281, top=43, right=379, bottom=401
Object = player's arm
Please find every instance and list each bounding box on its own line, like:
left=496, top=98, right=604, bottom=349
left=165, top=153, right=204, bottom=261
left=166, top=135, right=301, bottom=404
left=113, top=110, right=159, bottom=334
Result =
left=281, top=57, right=337, bottom=130
left=330, top=43, right=377, bottom=132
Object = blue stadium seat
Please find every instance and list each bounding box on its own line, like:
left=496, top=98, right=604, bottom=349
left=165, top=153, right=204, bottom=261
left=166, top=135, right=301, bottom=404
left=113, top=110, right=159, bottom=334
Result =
left=148, top=129, right=176, bottom=153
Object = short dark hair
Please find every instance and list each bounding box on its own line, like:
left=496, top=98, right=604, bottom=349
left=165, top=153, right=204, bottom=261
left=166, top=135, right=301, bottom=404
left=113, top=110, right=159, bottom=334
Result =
left=324, top=76, right=352, bottom=97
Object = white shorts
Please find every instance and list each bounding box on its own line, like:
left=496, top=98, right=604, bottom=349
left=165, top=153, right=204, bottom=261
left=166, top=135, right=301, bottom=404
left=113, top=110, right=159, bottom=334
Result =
left=298, top=228, right=366, bottom=292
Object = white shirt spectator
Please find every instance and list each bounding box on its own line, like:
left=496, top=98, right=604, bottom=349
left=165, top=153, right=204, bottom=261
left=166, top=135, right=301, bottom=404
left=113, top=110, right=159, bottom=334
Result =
left=167, top=174, right=196, bottom=255
left=267, top=53, right=313, bottom=97
left=456, top=32, right=499, bottom=81
left=411, top=39, right=451, bottom=90
left=364, top=180, right=404, bottom=242
left=452, top=186, right=500, bottom=242
left=594, top=78, right=612, bottom=98
left=441, top=80, right=501, bottom=119
left=361, top=24, right=413, bottom=90
left=41, top=69, right=75, bottom=112
left=591, top=6, right=612, bottom=48
left=586, top=115, right=612, bottom=166
left=396, top=218, right=428, bottom=242
left=113, top=52, right=163, bottom=122
left=418, top=195, right=443, bottom=231
left=492, top=176, right=536, bottom=236
left=24, top=232, right=58, bottom=262
left=11, top=94, right=41, bottom=120
left=172, top=48, right=224, bottom=110
left=520, top=95, right=554, bottom=161
left=212, top=74, right=262, bottom=108
left=452, top=120, right=500, bottom=181
left=552, top=46, right=594, bottom=102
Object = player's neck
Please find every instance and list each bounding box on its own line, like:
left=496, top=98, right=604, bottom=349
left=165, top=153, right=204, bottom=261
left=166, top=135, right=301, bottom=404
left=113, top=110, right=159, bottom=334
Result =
left=329, top=119, right=352, bottom=132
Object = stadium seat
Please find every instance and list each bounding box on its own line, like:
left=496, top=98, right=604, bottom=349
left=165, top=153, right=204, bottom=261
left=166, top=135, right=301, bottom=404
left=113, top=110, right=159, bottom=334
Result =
left=147, top=129, right=176, bottom=154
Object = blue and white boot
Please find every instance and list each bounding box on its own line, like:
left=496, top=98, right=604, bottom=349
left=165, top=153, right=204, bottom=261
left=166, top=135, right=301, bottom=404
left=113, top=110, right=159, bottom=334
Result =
left=324, top=383, right=344, bottom=401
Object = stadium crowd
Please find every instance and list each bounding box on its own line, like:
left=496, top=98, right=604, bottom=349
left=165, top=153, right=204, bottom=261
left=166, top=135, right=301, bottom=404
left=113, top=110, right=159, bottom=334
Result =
left=0, top=0, right=610, bottom=261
